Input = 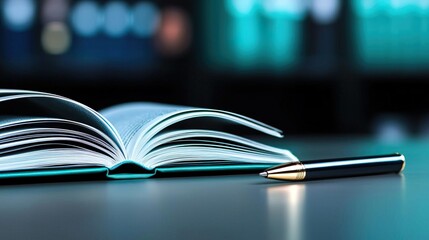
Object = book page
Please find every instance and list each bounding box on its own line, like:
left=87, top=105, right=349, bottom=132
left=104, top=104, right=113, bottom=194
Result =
left=0, top=116, right=122, bottom=171
left=100, top=102, right=287, bottom=165
left=0, top=90, right=124, bottom=154
left=100, top=102, right=191, bottom=147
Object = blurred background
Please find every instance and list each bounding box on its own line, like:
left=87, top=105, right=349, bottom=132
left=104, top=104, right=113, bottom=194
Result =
left=1, top=0, right=429, bottom=140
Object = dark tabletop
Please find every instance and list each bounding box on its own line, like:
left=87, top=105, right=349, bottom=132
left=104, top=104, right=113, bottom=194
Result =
left=0, top=137, right=428, bottom=240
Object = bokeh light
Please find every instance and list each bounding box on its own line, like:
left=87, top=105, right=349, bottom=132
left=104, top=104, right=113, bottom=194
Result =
left=226, top=0, right=258, bottom=17
left=261, top=0, right=307, bottom=19
left=132, top=2, right=160, bottom=38
left=41, top=22, right=71, bottom=55
left=374, top=115, right=409, bottom=143
left=156, top=7, right=191, bottom=56
left=2, top=0, right=36, bottom=31
left=103, top=1, right=131, bottom=37
left=352, top=0, right=429, bottom=70
left=310, top=0, right=340, bottom=24
left=71, top=1, right=102, bottom=37
left=353, top=0, right=381, bottom=17
left=41, top=0, right=69, bottom=23
left=352, top=0, right=429, bottom=17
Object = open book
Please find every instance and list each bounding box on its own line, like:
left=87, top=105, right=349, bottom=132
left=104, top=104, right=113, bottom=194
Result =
left=0, top=89, right=298, bottom=180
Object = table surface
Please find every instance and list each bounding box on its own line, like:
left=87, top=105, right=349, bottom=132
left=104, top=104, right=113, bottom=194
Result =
left=0, top=137, right=428, bottom=240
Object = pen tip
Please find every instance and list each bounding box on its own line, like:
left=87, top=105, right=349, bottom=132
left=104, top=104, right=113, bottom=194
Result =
left=259, top=172, right=268, bottom=177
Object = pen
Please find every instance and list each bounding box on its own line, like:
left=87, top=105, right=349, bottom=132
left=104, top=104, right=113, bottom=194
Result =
left=259, top=153, right=405, bottom=181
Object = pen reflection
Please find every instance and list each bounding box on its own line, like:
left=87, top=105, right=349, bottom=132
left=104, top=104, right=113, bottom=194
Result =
left=265, top=174, right=406, bottom=240
left=267, top=184, right=306, bottom=240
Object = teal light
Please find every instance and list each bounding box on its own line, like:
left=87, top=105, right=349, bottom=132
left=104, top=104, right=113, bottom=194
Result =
left=265, top=18, right=300, bottom=70
left=260, top=0, right=306, bottom=20
left=0, top=167, right=108, bottom=179
left=352, top=0, right=429, bottom=71
left=387, top=0, right=418, bottom=15
left=230, top=16, right=260, bottom=68
left=226, top=0, right=258, bottom=17
left=353, top=0, right=429, bottom=16
left=418, top=0, right=429, bottom=15
left=204, top=0, right=302, bottom=72
left=352, top=0, right=381, bottom=17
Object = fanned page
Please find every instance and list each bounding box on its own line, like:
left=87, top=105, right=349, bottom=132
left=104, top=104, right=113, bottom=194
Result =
left=0, top=90, right=126, bottom=173
left=100, top=103, right=190, bottom=147
left=100, top=102, right=298, bottom=170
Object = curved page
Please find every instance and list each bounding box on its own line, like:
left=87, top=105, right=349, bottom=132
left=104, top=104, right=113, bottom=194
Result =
left=0, top=116, right=123, bottom=171
left=100, top=102, right=297, bottom=169
left=0, top=89, right=125, bottom=158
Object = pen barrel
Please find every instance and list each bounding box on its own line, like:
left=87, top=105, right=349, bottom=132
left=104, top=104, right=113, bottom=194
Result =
left=302, top=153, right=405, bottom=180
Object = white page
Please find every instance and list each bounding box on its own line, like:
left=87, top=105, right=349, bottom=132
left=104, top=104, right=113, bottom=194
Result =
left=100, top=102, right=290, bottom=164
left=0, top=89, right=125, bottom=157
left=100, top=102, right=191, bottom=148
